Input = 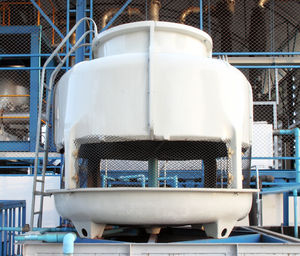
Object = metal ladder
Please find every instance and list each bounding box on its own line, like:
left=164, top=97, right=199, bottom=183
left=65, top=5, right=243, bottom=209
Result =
left=30, top=17, right=98, bottom=229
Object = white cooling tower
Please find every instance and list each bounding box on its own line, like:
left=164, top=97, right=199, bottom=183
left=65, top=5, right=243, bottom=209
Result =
left=51, top=21, right=255, bottom=239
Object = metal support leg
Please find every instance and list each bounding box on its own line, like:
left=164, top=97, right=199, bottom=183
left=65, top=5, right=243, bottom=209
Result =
left=148, top=159, right=158, bottom=187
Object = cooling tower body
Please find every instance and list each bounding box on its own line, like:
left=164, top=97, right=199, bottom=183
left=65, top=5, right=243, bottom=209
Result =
left=51, top=21, right=255, bottom=239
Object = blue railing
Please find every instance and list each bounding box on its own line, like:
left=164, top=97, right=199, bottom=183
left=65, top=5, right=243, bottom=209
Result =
left=0, top=200, right=26, bottom=256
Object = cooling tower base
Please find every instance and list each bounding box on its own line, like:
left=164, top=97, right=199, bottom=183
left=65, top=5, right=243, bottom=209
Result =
left=50, top=188, right=255, bottom=239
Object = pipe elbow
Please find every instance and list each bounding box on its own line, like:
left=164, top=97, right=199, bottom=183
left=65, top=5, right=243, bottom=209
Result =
left=63, top=233, right=77, bottom=255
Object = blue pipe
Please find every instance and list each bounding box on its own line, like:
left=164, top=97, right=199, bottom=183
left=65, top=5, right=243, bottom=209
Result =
left=247, top=156, right=300, bottom=160
left=15, top=233, right=67, bottom=242
left=212, top=52, right=300, bottom=56
left=63, top=233, right=76, bottom=255
left=0, top=227, right=75, bottom=233
left=199, top=0, right=203, bottom=30
left=278, top=129, right=300, bottom=238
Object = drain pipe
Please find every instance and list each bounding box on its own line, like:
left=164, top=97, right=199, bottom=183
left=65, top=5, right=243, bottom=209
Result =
left=275, top=128, right=300, bottom=238
left=63, top=233, right=76, bottom=256
left=15, top=232, right=77, bottom=255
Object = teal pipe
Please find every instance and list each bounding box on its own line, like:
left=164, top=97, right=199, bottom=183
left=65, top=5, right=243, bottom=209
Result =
left=0, top=227, right=75, bottom=233
left=63, top=233, right=76, bottom=255
left=15, top=233, right=67, bottom=243
left=148, top=159, right=158, bottom=187
left=295, top=128, right=300, bottom=238
left=279, top=128, right=300, bottom=238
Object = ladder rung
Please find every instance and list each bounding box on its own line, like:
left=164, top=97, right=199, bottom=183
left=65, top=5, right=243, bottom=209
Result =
left=34, top=211, right=41, bottom=215
left=34, top=191, right=51, bottom=196
left=36, top=179, right=44, bottom=183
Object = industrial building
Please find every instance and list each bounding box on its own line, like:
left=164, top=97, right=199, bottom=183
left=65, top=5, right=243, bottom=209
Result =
left=0, top=0, right=300, bottom=255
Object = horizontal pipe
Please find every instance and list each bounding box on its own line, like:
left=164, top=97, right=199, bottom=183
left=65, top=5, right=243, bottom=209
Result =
left=245, top=157, right=300, bottom=160
left=261, top=185, right=300, bottom=194
left=0, top=67, right=69, bottom=70
left=0, top=53, right=90, bottom=58
left=16, top=233, right=66, bottom=242
left=0, top=95, right=29, bottom=97
left=235, top=65, right=300, bottom=69
left=213, top=52, right=300, bottom=56
left=1, top=52, right=300, bottom=58
left=0, top=226, right=75, bottom=233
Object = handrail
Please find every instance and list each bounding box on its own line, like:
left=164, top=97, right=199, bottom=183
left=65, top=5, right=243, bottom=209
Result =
left=31, top=17, right=97, bottom=229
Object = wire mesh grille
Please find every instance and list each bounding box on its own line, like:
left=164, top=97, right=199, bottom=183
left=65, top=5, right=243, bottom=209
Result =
left=73, top=136, right=253, bottom=189
left=0, top=71, right=30, bottom=142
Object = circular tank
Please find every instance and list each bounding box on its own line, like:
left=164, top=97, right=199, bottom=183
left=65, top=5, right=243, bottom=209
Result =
left=52, top=21, right=255, bottom=239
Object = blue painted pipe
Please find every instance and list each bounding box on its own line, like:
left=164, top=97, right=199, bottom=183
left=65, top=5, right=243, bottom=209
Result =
left=63, top=233, right=76, bottom=255
left=15, top=232, right=77, bottom=255
left=0, top=227, right=75, bottom=233
left=15, top=233, right=67, bottom=243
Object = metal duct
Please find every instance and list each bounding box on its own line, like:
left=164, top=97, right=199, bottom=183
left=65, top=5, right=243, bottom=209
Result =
left=101, top=7, right=143, bottom=28
left=150, top=0, right=161, bottom=21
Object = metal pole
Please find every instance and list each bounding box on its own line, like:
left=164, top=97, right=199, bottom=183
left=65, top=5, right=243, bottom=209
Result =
left=148, top=159, right=158, bottom=187
left=75, top=0, right=86, bottom=63
left=295, top=128, right=300, bottom=237
left=199, top=0, right=203, bottom=30
left=256, top=166, right=262, bottom=226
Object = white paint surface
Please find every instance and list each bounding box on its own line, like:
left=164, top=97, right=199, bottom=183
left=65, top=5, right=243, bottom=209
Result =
left=252, top=122, right=273, bottom=169
left=0, top=175, right=60, bottom=227
left=54, top=21, right=253, bottom=190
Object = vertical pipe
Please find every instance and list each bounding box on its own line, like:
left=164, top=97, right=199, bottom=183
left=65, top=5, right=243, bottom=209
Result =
left=37, top=0, right=41, bottom=26
left=207, top=0, right=211, bottom=34
left=29, top=28, right=41, bottom=152
left=17, top=207, right=21, bottom=255
left=75, top=0, right=86, bottom=63
left=7, top=6, right=10, bottom=26
left=293, top=189, right=298, bottom=238
left=256, top=166, right=262, bottom=226
left=275, top=68, right=279, bottom=105
left=150, top=0, right=160, bottom=21
left=12, top=208, right=16, bottom=256
left=8, top=209, right=12, bottom=256
left=294, top=128, right=300, bottom=237
left=52, top=7, right=55, bottom=45
left=148, top=159, right=158, bottom=187
left=199, top=0, right=203, bottom=30
left=4, top=210, right=7, bottom=256
left=2, top=5, right=5, bottom=25
left=66, top=0, right=70, bottom=69
left=63, top=233, right=77, bottom=256
left=22, top=204, right=26, bottom=229
left=280, top=129, right=300, bottom=237
left=273, top=103, right=279, bottom=169
left=89, top=0, right=93, bottom=59
left=295, top=128, right=300, bottom=183
left=0, top=210, right=2, bottom=255
left=283, top=192, right=289, bottom=226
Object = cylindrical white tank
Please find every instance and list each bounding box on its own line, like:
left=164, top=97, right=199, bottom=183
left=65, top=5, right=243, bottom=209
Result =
left=52, top=21, right=255, bottom=239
